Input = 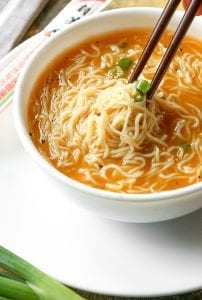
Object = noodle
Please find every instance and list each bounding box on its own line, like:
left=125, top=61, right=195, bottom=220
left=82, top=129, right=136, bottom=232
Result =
left=28, top=29, right=202, bottom=193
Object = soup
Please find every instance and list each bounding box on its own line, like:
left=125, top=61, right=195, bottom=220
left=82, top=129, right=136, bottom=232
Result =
left=28, top=29, right=202, bottom=193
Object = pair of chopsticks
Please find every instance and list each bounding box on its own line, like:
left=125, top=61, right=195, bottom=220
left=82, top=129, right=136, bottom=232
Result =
left=128, top=0, right=201, bottom=99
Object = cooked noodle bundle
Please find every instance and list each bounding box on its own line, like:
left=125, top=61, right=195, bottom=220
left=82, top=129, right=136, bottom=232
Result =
left=28, top=29, right=202, bottom=193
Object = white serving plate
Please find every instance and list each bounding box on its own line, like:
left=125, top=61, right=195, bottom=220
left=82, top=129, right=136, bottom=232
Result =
left=13, top=8, right=202, bottom=223
left=0, top=104, right=202, bottom=297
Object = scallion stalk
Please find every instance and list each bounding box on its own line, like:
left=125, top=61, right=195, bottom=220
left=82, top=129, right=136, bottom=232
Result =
left=0, top=246, right=84, bottom=300
left=0, top=277, right=38, bottom=300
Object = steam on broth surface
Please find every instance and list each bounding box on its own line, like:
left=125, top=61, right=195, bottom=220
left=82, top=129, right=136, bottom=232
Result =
left=28, top=29, right=202, bottom=193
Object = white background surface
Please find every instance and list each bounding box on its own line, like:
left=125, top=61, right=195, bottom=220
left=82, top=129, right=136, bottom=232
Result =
left=0, top=104, right=202, bottom=297
left=0, top=0, right=48, bottom=58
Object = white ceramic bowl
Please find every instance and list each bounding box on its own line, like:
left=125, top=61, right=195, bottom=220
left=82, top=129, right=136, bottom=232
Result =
left=13, top=8, right=202, bottom=223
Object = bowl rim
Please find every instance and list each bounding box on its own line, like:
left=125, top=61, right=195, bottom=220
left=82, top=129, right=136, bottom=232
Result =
left=13, top=7, right=202, bottom=203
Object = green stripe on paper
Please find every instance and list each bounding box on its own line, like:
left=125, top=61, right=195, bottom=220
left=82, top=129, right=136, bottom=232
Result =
left=0, top=90, right=13, bottom=109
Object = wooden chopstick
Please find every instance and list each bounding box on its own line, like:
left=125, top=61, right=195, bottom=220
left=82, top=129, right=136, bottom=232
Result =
left=128, top=0, right=201, bottom=99
left=128, top=0, right=181, bottom=84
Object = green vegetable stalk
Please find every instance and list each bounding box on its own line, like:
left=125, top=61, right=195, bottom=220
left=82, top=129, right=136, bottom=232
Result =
left=0, top=246, right=84, bottom=300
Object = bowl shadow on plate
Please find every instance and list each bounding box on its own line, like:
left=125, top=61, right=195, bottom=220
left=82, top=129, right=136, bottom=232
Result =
left=103, top=208, right=202, bottom=252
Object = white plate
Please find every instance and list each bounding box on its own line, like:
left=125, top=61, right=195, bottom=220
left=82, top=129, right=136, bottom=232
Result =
left=0, top=104, right=202, bottom=297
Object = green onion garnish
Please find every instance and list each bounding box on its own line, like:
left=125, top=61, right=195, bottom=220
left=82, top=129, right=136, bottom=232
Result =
left=136, top=79, right=151, bottom=95
left=108, top=66, right=123, bottom=79
left=134, top=93, right=145, bottom=102
left=0, top=246, right=84, bottom=300
left=180, top=142, right=191, bottom=151
left=118, top=57, right=132, bottom=71
left=118, top=41, right=128, bottom=48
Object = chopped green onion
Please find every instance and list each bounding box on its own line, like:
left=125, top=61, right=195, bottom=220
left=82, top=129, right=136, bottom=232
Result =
left=118, top=41, right=128, bottom=48
left=0, top=246, right=84, bottom=300
left=180, top=142, right=191, bottom=151
left=134, top=93, right=145, bottom=102
left=136, top=79, right=151, bottom=95
left=108, top=66, right=123, bottom=79
left=118, top=57, right=132, bottom=71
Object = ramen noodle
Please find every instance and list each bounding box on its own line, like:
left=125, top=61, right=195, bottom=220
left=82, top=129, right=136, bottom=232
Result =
left=28, top=29, right=202, bottom=193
